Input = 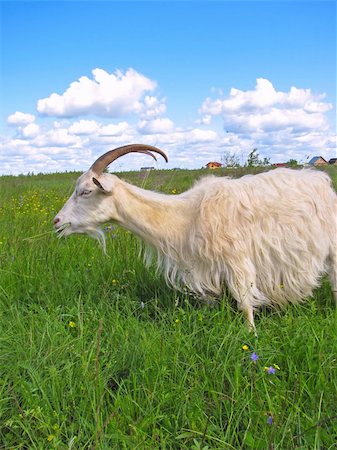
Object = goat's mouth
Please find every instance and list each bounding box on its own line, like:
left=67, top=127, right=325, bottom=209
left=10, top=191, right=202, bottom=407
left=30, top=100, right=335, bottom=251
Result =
left=55, top=222, right=71, bottom=238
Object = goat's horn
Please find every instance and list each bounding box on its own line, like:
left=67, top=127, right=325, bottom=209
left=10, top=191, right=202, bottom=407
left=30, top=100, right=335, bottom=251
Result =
left=90, top=144, right=168, bottom=174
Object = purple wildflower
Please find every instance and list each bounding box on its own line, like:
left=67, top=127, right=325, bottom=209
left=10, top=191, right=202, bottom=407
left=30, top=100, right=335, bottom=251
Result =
left=250, top=352, right=259, bottom=362
left=265, top=366, right=276, bottom=375
left=267, top=415, right=273, bottom=425
left=104, top=224, right=116, bottom=233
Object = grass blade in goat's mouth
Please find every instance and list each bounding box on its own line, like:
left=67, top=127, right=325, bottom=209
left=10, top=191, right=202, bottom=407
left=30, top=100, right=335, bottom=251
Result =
left=56, top=223, right=71, bottom=238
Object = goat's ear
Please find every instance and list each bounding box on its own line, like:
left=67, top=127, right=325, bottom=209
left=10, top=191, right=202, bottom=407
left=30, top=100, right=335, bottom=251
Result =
left=92, top=177, right=112, bottom=193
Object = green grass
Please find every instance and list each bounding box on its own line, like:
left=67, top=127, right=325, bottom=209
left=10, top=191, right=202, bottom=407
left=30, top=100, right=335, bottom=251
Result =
left=1, top=167, right=337, bottom=449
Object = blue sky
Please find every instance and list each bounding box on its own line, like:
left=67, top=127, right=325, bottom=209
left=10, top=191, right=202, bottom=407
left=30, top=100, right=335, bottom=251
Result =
left=1, top=1, right=336, bottom=174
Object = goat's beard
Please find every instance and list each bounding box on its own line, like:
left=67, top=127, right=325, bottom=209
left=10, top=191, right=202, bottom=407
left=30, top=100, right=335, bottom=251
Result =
left=57, top=224, right=107, bottom=254
left=89, top=228, right=107, bottom=254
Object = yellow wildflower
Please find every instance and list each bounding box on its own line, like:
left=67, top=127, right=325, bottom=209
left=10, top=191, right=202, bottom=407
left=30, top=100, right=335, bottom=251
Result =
left=242, top=344, right=249, bottom=351
left=68, top=321, right=76, bottom=328
left=47, top=435, right=55, bottom=442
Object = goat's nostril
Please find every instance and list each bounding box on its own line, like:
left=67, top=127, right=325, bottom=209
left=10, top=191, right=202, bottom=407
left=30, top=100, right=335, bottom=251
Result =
left=54, top=217, right=60, bottom=225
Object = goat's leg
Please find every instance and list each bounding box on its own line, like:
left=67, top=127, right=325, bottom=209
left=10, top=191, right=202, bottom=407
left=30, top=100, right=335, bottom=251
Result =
left=242, top=304, right=257, bottom=335
left=231, top=280, right=268, bottom=336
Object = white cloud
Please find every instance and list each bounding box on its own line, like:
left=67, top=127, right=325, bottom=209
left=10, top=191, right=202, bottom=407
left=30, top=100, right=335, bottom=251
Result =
left=199, top=78, right=333, bottom=134
left=99, top=122, right=131, bottom=137
left=196, top=114, right=212, bottom=126
left=222, top=107, right=328, bottom=134
left=294, top=131, right=337, bottom=150
left=21, top=123, right=40, bottom=138
left=37, top=68, right=161, bottom=118
left=139, top=96, right=167, bottom=118
left=68, top=120, right=100, bottom=135
left=33, top=128, right=82, bottom=148
left=7, top=111, right=36, bottom=126
left=138, top=118, right=174, bottom=134
left=180, top=128, right=218, bottom=144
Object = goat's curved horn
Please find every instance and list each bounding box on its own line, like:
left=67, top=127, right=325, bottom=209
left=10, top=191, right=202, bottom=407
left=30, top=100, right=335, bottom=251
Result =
left=90, top=144, right=168, bottom=174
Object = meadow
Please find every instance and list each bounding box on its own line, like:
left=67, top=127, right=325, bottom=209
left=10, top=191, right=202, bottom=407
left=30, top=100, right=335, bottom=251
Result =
left=0, top=166, right=337, bottom=449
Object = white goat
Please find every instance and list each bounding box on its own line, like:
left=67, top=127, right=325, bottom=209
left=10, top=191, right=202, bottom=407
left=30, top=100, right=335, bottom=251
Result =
left=54, top=144, right=337, bottom=330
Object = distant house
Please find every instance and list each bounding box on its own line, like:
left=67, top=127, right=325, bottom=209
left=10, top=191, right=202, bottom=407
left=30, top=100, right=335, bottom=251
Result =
left=206, top=161, right=222, bottom=169
left=328, top=158, right=337, bottom=165
left=273, top=163, right=287, bottom=167
left=308, top=156, right=328, bottom=166
left=141, top=166, right=155, bottom=171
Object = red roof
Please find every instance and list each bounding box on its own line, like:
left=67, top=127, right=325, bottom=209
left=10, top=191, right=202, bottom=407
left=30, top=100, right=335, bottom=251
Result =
left=206, top=161, right=222, bottom=168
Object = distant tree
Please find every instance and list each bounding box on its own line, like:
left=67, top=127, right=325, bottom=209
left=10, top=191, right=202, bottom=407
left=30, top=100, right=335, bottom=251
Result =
left=246, top=148, right=270, bottom=167
left=221, top=151, right=241, bottom=168
left=286, top=159, right=298, bottom=167
left=246, top=148, right=260, bottom=167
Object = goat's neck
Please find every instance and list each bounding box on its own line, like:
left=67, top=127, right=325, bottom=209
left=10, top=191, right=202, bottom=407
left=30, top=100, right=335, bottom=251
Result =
left=113, top=180, right=190, bottom=246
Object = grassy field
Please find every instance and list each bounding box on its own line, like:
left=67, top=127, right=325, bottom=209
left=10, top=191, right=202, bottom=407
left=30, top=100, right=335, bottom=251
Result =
left=0, top=166, right=337, bottom=449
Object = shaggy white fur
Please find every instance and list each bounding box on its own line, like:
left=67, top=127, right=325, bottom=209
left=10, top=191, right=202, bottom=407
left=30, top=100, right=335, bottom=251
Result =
left=55, top=167, right=337, bottom=330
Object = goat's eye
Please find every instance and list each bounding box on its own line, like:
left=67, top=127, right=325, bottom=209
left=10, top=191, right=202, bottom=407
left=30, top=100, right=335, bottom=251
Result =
left=80, top=190, right=92, bottom=196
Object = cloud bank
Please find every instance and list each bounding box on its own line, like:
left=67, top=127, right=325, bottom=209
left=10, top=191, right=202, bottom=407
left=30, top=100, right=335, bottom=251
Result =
left=1, top=69, right=336, bottom=175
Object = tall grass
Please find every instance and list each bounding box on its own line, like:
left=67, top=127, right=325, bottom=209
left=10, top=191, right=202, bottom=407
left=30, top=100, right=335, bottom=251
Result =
left=0, top=167, right=337, bottom=449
